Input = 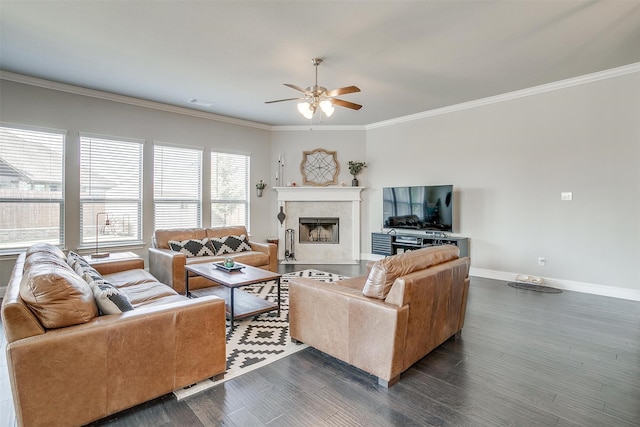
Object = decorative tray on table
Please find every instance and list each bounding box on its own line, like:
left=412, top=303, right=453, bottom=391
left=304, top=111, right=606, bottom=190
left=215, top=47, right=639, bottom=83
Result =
left=213, top=262, right=245, bottom=272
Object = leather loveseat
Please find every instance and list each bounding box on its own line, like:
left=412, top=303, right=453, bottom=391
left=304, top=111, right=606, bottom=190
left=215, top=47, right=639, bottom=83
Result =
left=149, top=226, right=277, bottom=294
left=1, top=244, right=226, bottom=427
left=288, top=245, right=470, bottom=387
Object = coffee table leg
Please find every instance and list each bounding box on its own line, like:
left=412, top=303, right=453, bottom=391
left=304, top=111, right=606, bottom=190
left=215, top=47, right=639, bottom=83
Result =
left=277, top=277, right=281, bottom=316
left=230, top=287, right=235, bottom=330
left=185, top=270, right=191, bottom=298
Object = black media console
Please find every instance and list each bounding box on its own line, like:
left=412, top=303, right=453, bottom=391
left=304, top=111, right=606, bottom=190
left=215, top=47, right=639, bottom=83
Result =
left=371, top=232, right=469, bottom=258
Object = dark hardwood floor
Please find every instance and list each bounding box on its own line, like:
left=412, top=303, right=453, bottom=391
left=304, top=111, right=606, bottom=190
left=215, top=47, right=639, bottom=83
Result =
left=2, top=263, right=639, bottom=426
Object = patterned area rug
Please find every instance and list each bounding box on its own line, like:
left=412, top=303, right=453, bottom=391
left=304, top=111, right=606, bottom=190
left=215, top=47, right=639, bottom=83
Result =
left=173, top=269, right=346, bottom=400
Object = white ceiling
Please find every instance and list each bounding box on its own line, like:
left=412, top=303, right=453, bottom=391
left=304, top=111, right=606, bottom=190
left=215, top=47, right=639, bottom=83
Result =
left=1, top=1, right=639, bottom=127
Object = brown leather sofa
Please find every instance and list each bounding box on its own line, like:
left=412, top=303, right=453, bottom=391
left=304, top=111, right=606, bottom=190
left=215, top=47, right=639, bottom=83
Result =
left=149, top=226, right=277, bottom=294
left=288, top=245, right=470, bottom=387
left=2, top=245, right=226, bottom=427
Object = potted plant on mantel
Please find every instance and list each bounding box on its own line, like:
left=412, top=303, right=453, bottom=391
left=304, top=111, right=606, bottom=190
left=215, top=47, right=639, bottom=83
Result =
left=348, top=161, right=367, bottom=187
left=256, top=180, right=267, bottom=197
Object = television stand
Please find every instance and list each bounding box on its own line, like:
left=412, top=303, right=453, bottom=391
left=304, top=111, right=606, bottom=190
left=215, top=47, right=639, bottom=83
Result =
left=372, top=232, right=469, bottom=258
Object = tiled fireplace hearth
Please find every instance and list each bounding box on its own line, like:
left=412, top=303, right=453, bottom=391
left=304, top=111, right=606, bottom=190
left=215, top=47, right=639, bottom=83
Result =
left=274, top=187, right=363, bottom=264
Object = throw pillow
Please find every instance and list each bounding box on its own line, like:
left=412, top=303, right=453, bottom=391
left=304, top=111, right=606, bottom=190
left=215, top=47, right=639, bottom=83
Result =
left=92, top=280, right=135, bottom=315
left=67, top=251, right=103, bottom=283
left=20, top=263, right=98, bottom=328
left=168, top=238, right=216, bottom=257
left=211, top=234, right=252, bottom=255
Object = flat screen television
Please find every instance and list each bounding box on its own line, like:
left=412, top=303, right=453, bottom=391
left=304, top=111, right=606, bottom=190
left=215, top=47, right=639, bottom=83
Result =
left=383, top=185, right=454, bottom=232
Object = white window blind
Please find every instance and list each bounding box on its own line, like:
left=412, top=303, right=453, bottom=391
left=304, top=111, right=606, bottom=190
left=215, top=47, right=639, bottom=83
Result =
left=0, top=125, right=65, bottom=251
left=211, top=152, right=249, bottom=228
left=154, top=144, right=202, bottom=229
left=80, top=134, right=143, bottom=247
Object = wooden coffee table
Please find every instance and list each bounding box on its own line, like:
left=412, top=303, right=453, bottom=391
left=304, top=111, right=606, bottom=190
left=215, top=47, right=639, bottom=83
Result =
left=184, top=263, right=282, bottom=330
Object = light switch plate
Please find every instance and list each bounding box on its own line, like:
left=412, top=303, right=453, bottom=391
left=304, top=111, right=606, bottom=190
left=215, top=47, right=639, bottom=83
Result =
left=561, top=192, right=573, bottom=201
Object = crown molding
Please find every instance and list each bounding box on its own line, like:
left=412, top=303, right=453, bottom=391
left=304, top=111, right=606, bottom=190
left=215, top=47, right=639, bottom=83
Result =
left=366, top=62, right=640, bottom=130
left=0, top=71, right=272, bottom=131
left=271, top=125, right=366, bottom=131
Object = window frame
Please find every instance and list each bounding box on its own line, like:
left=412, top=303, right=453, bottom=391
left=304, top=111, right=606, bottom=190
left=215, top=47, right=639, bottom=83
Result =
left=0, top=123, right=66, bottom=253
left=210, top=151, right=250, bottom=229
left=79, top=132, right=144, bottom=249
left=153, top=142, right=203, bottom=229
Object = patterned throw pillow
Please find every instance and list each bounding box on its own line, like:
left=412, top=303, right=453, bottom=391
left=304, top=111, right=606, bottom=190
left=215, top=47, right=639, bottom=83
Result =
left=168, top=238, right=216, bottom=257
left=67, top=251, right=103, bottom=283
left=92, top=281, right=135, bottom=315
left=211, top=234, right=252, bottom=255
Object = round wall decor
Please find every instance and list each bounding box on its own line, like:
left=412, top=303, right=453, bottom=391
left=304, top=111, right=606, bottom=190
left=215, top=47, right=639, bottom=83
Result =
left=300, top=148, right=339, bottom=186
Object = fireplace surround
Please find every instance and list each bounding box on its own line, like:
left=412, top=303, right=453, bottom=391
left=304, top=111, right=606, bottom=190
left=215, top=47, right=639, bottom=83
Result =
left=274, top=187, right=363, bottom=264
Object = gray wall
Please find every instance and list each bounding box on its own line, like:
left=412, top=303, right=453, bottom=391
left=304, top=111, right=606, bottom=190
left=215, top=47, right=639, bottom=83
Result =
left=268, top=128, right=368, bottom=238
left=2, top=70, right=639, bottom=296
left=366, top=72, right=639, bottom=292
left=0, top=80, right=272, bottom=285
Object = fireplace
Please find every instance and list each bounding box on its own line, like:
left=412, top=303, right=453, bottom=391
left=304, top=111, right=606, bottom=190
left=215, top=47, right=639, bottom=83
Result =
left=299, top=217, right=339, bottom=244
left=274, top=187, right=363, bottom=264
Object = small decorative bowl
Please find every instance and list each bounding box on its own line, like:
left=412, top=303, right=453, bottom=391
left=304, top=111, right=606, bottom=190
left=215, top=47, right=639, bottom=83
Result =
left=224, top=258, right=235, bottom=268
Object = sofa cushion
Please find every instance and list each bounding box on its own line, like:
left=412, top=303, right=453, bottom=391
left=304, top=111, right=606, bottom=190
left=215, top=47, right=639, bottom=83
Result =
left=211, top=234, right=252, bottom=255
left=154, top=227, right=208, bottom=249
left=24, top=251, right=74, bottom=272
left=168, top=238, right=216, bottom=257
left=19, top=263, right=98, bottom=328
left=92, top=281, right=135, bottom=315
left=362, top=245, right=460, bottom=299
left=25, top=242, right=66, bottom=261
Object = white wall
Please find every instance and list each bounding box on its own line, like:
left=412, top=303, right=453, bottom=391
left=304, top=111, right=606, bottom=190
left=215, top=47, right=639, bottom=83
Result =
left=366, top=72, right=640, bottom=295
left=0, top=80, right=272, bottom=286
left=2, top=70, right=639, bottom=299
left=268, top=128, right=367, bottom=239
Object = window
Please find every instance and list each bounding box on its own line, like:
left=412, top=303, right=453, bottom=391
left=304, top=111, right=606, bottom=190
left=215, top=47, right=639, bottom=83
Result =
left=80, top=134, right=143, bottom=247
left=0, top=125, right=65, bottom=251
left=154, top=144, right=202, bottom=229
left=211, top=152, right=249, bottom=228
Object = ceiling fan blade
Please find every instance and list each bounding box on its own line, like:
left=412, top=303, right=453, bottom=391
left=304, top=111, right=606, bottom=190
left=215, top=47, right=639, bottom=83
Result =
left=283, top=83, right=310, bottom=94
left=325, top=85, right=361, bottom=97
left=331, top=98, right=363, bottom=110
left=265, top=97, right=305, bottom=104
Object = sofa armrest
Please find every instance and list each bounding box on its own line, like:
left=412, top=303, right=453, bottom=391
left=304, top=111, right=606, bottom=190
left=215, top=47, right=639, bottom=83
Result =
left=91, top=258, right=145, bottom=276
left=250, top=241, right=277, bottom=272
left=289, top=277, right=408, bottom=383
left=149, top=247, right=187, bottom=293
left=6, top=296, right=226, bottom=427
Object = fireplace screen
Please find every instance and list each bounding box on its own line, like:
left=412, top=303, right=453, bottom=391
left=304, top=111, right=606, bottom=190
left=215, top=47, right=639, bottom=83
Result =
left=299, top=217, right=339, bottom=244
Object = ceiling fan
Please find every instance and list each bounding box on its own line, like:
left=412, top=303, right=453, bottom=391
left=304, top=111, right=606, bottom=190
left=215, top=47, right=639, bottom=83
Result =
left=265, top=58, right=362, bottom=119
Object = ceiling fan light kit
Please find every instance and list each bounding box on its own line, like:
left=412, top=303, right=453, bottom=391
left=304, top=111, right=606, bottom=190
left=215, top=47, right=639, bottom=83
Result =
left=266, top=58, right=361, bottom=120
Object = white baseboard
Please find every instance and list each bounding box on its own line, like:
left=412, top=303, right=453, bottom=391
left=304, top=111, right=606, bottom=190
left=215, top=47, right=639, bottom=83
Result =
left=470, top=267, right=640, bottom=302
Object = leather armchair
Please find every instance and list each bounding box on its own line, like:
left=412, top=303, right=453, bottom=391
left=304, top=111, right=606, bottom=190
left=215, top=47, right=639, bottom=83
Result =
left=288, top=245, right=470, bottom=387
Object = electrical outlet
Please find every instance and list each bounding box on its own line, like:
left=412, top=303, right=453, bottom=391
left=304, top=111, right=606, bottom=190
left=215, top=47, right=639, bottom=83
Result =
left=538, top=257, right=546, bottom=266
left=561, top=192, right=573, bottom=201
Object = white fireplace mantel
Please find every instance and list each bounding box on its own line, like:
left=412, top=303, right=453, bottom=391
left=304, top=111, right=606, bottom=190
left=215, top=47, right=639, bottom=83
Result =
left=274, top=186, right=363, bottom=264
left=274, top=186, right=363, bottom=202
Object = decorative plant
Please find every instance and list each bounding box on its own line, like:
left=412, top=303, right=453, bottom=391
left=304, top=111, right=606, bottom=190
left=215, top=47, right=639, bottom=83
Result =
left=256, top=180, right=267, bottom=190
left=347, top=161, right=367, bottom=178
